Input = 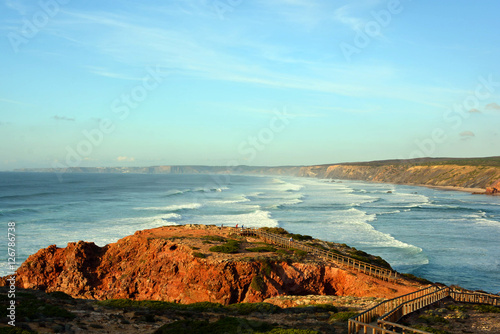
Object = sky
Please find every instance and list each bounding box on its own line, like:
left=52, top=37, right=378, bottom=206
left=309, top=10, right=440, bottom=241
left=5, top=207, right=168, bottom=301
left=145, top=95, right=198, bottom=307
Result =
left=1, top=0, right=500, bottom=170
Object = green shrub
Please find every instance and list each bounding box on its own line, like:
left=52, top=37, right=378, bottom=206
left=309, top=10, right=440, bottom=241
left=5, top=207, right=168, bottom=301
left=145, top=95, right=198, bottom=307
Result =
left=260, top=227, right=289, bottom=235
left=186, top=302, right=225, bottom=312
left=411, top=325, right=451, bottom=334
left=153, top=317, right=320, bottom=334
left=17, top=299, right=76, bottom=320
left=446, top=304, right=468, bottom=312
left=261, top=260, right=273, bottom=277
left=328, top=311, right=358, bottom=322
left=192, top=252, right=206, bottom=258
left=97, top=299, right=178, bottom=310
left=250, top=275, right=266, bottom=292
left=292, top=249, right=308, bottom=259
left=48, top=291, right=73, bottom=300
left=473, top=304, right=500, bottom=313
left=309, top=243, right=329, bottom=251
left=288, top=304, right=338, bottom=313
left=418, top=313, right=449, bottom=325
left=97, top=299, right=224, bottom=312
left=227, top=302, right=281, bottom=315
left=209, top=240, right=241, bottom=253
left=201, top=235, right=226, bottom=242
left=246, top=246, right=277, bottom=253
left=153, top=317, right=273, bottom=334
left=288, top=233, right=313, bottom=241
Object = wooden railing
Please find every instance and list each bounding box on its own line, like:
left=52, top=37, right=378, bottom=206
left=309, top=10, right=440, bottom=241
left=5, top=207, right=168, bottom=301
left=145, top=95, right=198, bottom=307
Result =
left=241, top=228, right=398, bottom=281
left=348, top=286, right=441, bottom=334
left=241, top=228, right=500, bottom=334
left=451, top=290, right=500, bottom=306
left=348, top=286, right=500, bottom=334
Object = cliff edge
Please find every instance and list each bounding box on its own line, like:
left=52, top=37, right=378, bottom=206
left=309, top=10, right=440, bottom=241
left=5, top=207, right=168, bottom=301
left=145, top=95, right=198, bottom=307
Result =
left=1, top=225, right=422, bottom=304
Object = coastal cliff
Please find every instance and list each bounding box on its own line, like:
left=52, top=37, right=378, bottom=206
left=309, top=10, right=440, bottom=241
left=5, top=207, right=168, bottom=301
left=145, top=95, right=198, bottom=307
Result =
left=2, top=225, right=421, bottom=304
left=14, top=157, right=500, bottom=194
left=298, top=159, right=500, bottom=192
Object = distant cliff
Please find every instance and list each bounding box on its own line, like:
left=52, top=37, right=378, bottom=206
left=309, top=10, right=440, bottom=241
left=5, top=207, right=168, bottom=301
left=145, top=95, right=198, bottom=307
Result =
left=297, top=158, right=500, bottom=192
left=14, top=165, right=303, bottom=176
left=14, top=157, right=500, bottom=193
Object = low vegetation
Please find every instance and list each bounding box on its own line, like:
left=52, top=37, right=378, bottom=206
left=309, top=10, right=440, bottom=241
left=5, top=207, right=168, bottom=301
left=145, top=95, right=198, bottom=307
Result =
left=192, top=251, right=206, bottom=258
left=153, top=317, right=320, bottom=334
left=201, top=235, right=226, bottom=242
left=328, top=311, right=358, bottom=322
left=16, top=294, right=76, bottom=321
left=250, top=275, right=266, bottom=292
left=246, top=246, right=277, bottom=253
left=209, top=239, right=241, bottom=253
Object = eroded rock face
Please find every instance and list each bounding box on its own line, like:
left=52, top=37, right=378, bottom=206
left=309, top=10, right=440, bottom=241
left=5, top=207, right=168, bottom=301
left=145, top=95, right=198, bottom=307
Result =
left=2, top=226, right=419, bottom=304
left=486, top=180, right=500, bottom=195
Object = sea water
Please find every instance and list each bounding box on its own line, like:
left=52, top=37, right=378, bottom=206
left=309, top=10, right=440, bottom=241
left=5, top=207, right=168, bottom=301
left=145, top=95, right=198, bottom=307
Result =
left=1, top=172, right=499, bottom=293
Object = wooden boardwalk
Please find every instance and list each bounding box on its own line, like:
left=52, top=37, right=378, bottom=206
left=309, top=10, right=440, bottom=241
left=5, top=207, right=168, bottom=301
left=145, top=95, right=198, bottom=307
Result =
left=241, top=228, right=398, bottom=281
left=241, top=228, right=500, bottom=334
left=349, top=286, right=499, bottom=334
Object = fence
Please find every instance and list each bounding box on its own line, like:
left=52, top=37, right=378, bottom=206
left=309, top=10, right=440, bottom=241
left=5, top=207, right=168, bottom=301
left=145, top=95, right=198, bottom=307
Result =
left=241, top=228, right=499, bottom=334
left=242, top=228, right=398, bottom=281
left=349, top=286, right=500, bottom=334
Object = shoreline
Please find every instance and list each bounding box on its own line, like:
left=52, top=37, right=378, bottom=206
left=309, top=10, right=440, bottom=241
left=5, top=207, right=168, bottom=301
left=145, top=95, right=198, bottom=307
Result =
left=328, top=178, right=489, bottom=195
left=417, top=184, right=486, bottom=194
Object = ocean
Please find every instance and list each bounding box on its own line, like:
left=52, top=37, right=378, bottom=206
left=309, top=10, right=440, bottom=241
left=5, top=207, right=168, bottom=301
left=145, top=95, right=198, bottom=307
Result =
left=1, top=172, right=499, bottom=293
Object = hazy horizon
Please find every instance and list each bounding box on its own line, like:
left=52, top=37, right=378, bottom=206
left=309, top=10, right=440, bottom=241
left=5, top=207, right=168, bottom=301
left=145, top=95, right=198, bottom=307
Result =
left=1, top=1, right=499, bottom=170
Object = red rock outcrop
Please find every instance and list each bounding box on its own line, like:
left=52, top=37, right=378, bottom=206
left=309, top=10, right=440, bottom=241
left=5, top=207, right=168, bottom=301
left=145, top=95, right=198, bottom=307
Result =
left=486, top=179, right=500, bottom=195
left=2, top=226, right=421, bottom=304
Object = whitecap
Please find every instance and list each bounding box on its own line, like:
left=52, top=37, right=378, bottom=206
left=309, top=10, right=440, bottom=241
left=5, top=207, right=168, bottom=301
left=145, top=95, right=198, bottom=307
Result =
left=195, top=209, right=278, bottom=228
left=328, top=208, right=423, bottom=252
left=162, top=189, right=186, bottom=197
left=475, top=218, right=500, bottom=228
left=212, top=195, right=250, bottom=205
left=111, top=213, right=182, bottom=225
left=134, top=203, right=202, bottom=211
left=376, top=210, right=401, bottom=215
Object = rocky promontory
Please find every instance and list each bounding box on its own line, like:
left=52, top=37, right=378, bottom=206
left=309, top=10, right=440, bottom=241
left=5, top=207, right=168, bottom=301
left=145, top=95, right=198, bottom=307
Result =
left=2, top=225, right=422, bottom=304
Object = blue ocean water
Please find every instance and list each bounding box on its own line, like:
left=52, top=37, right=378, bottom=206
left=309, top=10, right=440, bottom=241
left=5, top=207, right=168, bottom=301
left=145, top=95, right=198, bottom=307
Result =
left=1, top=172, right=499, bottom=293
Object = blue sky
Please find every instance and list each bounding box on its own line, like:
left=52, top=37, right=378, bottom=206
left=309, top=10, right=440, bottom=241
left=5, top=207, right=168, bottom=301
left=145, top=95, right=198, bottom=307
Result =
left=1, top=0, right=500, bottom=170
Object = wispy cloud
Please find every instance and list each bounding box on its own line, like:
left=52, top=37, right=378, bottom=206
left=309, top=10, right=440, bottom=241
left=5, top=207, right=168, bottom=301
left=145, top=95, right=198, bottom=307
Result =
left=3, top=0, right=31, bottom=15
left=486, top=102, right=500, bottom=110
left=0, top=97, right=31, bottom=106
left=117, top=156, right=135, bottom=162
left=469, top=108, right=481, bottom=113
left=333, top=5, right=365, bottom=31
left=42, top=6, right=456, bottom=109
left=52, top=115, right=75, bottom=122
left=460, top=131, right=475, bottom=137
left=257, top=0, right=327, bottom=29
left=332, top=1, right=385, bottom=29
left=84, top=66, right=144, bottom=81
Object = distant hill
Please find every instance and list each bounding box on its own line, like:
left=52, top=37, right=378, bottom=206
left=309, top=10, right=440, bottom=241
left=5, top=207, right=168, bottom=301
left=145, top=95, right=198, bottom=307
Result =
left=13, top=156, right=500, bottom=193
